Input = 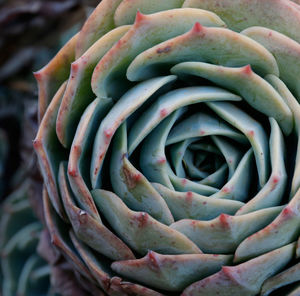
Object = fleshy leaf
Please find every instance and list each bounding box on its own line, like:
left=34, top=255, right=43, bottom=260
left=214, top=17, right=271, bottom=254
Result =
left=171, top=62, right=293, bottom=135
left=111, top=251, right=232, bottom=291
left=91, top=8, right=225, bottom=98
left=110, top=123, right=174, bottom=225
left=153, top=182, right=244, bottom=220
left=34, top=33, right=78, bottom=120
left=206, top=101, right=269, bottom=187
left=92, top=189, right=202, bottom=255
left=182, top=243, right=296, bottom=296
left=68, top=231, right=112, bottom=292
left=171, top=206, right=283, bottom=253
left=139, top=105, right=183, bottom=189
left=75, top=0, right=123, bottom=57
left=42, top=189, right=94, bottom=280
left=236, top=118, right=287, bottom=214
left=33, top=82, right=68, bottom=219
left=210, top=149, right=253, bottom=201
left=127, top=23, right=279, bottom=81
left=183, top=0, right=300, bottom=42
left=265, top=75, right=300, bottom=198
left=211, top=136, right=243, bottom=179
left=235, top=187, right=300, bottom=262
left=58, top=162, right=135, bottom=261
left=261, top=262, right=300, bottom=296
left=242, top=26, right=300, bottom=100
left=57, top=25, right=130, bottom=148
left=91, top=75, right=176, bottom=189
left=128, top=86, right=241, bottom=154
left=167, top=162, right=218, bottom=195
left=114, top=0, right=185, bottom=26
left=166, top=112, right=247, bottom=145
left=68, top=98, right=112, bottom=220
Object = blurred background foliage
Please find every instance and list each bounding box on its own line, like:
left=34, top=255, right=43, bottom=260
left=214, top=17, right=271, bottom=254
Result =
left=0, top=2, right=99, bottom=295
left=0, top=0, right=99, bottom=199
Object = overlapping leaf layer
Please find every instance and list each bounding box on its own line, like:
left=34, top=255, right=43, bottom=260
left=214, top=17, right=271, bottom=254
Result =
left=0, top=182, right=53, bottom=296
left=34, top=0, right=300, bottom=295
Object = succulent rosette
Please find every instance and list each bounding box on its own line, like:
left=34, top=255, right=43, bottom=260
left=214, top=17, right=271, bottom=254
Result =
left=0, top=181, right=54, bottom=296
left=33, top=0, right=300, bottom=295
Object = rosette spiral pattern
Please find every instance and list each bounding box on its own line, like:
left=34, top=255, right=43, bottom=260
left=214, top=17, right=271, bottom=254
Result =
left=34, top=0, right=300, bottom=295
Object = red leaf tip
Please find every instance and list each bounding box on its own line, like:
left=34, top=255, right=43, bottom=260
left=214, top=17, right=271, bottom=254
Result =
left=186, top=191, right=193, bottom=202
left=219, top=213, right=231, bottom=228
left=32, top=138, right=41, bottom=149
left=157, top=157, right=166, bottom=164
left=192, top=22, right=205, bottom=33
left=181, top=178, right=188, bottom=186
left=247, top=130, right=255, bottom=137
left=160, top=108, right=168, bottom=118
left=136, top=212, right=148, bottom=228
left=222, top=186, right=231, bottom=194
left=135, top=10, right=146, bottom=23
left=71, top=61, right=79, bottom=72
left=68, top=168, right=77, bottom=177
left=272, top=175, right=280, bottom=184
left=242, top=64, right=252, bottom=75
left=33, top=71, right=42, bottom=81
left=282, top=206, right=295, bottom=218
left=78, top=210, right=88, bottom=224
left=147, top=251, right=160, bottom=269
left=222, top=266, right=234, bottom=277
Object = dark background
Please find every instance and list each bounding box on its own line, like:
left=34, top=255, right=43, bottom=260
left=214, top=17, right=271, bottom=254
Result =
left=0, top=0, right=99, bottom=199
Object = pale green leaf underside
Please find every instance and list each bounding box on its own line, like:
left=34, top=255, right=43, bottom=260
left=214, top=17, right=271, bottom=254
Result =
left=92, top=189, right=202, bottom=255
left=183, top=243, right=295, bottom=296
left=111, top=251, right=232, bottom=291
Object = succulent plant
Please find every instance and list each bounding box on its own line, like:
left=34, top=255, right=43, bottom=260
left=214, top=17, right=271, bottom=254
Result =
left=0, top=181, right=53, bottom=296
left=33, top=0, right=300, bottom=295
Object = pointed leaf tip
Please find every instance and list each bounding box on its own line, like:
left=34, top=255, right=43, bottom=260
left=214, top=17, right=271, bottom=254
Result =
left=242, top=64, right=252, bottom=75
left=192, top=22, right=205, bottom=33
left=33, top=71, right=42, bottom=81
left=135, top=10, right=147, bottom=24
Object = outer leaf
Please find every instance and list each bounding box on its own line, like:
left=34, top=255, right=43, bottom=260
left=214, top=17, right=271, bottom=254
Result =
left=91, top=8, right=225, bottom=98
left=58, top=162, right=135, bottom=261
left=33, top=82, right=67, bottom=219
left=242, top=26, right=300, bottom=100
left=112, top=251, right=232, bottom=291
left=127, top=23, right=279, bottom=81
left=68, top=231, right=112, bottom=292
left=57, top=25, right=130, bottom=148
left=75, top=0, right=123, bottom=57
left=183, top=0, right=300, bottom=42
left=68, top=98, right=112, bottom=220
left=34, top=34, right=78, bottom=120
left=114, top=0, right=185, bottom=26
left=92, top=189, right=202, bottom=255
left=171, top=206, right=283, bottom=253
left=182, top=243, right=296, bottom=296
left=42, top=188, right=103, bottom=281
left=261, top=262, right=300, bottom=296
left=235, top=187, right=300, bottom=262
